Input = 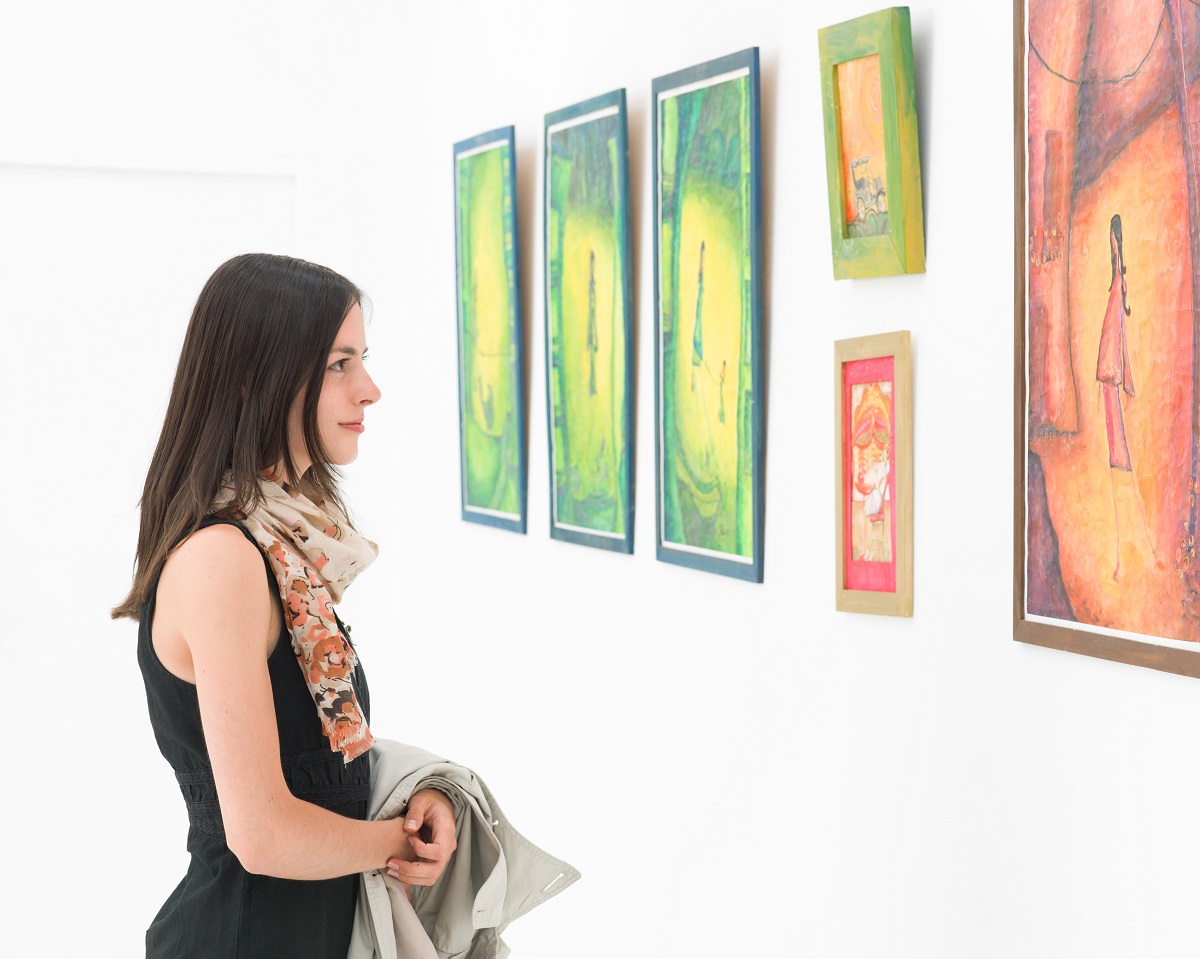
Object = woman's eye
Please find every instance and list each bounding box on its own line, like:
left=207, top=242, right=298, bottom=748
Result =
left=329, top=359, right=346, bottom=373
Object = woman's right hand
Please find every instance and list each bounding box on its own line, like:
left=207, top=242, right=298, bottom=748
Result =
left=386, top=788, right=458, bottom=892
left=385, top=817, right=421, bottom=897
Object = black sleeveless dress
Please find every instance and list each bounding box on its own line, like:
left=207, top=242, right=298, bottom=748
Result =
left=137, top=518, right=371, bottom=958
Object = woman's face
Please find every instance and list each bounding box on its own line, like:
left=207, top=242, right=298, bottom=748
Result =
left=286, top=302, right=381, bottom=476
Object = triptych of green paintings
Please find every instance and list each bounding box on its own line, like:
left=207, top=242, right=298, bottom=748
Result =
left=452, top=48, right=764, bottom=581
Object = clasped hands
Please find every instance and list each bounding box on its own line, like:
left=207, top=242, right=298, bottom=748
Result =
left=386, top=787, right=457, bottom=895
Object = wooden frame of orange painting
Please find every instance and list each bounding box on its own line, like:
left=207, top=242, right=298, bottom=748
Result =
left=818, top=6, right=924, bottom=280
left=1015, top=0, right=1200, bottom=676
left=835, top=331, right=912, bottom=616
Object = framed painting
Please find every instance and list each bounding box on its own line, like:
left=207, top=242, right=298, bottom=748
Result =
left=652, top=48, right=765, bottom=582
left=818, top=6, right=925, bottom=279
left=1016, top=0, right=1200, bottom=675
left=453, top=126, right=527, bottom=534
left=543, top=90, right=635, bottom=553
left=835, top=331, right=913, bottom=616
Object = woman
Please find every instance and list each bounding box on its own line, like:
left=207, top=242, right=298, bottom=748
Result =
left=1096, top=214, right=1156, bottom=580
left=113, top=253, right=456, bottom=957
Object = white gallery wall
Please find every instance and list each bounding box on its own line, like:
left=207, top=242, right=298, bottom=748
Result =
left=3, top=2, right=1199, bottom=957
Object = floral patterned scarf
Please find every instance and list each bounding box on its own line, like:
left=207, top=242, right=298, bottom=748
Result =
left=212, top=473, right=378, bottom=763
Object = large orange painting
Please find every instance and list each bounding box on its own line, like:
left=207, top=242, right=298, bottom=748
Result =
left=1023, top=0, right=1200, bottom=652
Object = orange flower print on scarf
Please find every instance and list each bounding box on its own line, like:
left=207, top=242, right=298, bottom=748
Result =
left=307, top=631, right=353, bottom=684
left=314, top=591, right=335, bottom=621
left=256, top=535, right=372, bottom=762
left=210, top=473, right=378, bottom=763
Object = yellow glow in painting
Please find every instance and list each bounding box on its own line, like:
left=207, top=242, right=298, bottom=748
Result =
left=672, top=189, right=742, bottom=536
left=456, top=140, right=520, bottom=519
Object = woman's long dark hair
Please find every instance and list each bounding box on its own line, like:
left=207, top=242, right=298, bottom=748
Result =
left=1110, top=213, right=1131, bottom=316
left=113, top=253, right=362, bottom=620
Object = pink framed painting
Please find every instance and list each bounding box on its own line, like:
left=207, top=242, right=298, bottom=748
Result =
left=835, top=331, right=912, bottom=616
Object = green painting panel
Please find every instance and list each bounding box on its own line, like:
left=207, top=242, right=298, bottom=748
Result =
left=548, top=114, right=628, bottom=535
left=456, top=143, right=521, bottom=516
left=659, top=74, right=754, bottom=558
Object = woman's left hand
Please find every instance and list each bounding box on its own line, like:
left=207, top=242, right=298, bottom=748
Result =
left=386, top=788, right=458, bottom=891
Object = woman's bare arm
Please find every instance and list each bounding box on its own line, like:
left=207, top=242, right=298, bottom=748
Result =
left=155, top=524, right=445, bottom=881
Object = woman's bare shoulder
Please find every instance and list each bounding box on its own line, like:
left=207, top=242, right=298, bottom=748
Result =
left=158, top=523, right=268, bottom=612
left=153, top=523, right=277, bottom=681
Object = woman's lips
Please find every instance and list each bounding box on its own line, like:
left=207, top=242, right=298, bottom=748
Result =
left=340, top=422, right=364, bottom=433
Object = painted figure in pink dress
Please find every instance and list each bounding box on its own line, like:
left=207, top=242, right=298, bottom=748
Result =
left=1096, top=213, right=1156, bottom=580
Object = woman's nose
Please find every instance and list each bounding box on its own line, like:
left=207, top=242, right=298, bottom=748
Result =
left=361, top=370, right=382, bottom=406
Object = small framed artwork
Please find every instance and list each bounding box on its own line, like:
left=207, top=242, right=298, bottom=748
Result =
left=652, top=48, right=765, bottom=582
left=834, top=331, right=912, bottom=616
left=1015, top=0, right=1200, bottom=676
left=452, top=126, right=527, bottom=533
left=543, top=89, right=635, bottom=553
left=818, top=6, right=925, bottom=279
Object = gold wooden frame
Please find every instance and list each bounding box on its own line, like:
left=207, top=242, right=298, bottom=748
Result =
left=835, top=330, right=913, bottom=616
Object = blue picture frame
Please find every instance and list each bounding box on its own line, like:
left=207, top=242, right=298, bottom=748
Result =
left=652, top=48, right=765, bottom=582
left=543, top=90, right=636, bottom=553
left=452, top=126, right=528, bottom=533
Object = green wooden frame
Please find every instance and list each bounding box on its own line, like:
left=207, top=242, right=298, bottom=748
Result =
left=818, top=6, right=925, bottom=279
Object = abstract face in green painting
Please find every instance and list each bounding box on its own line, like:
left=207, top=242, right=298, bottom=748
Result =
left=659, top=72, right=754, bottom=558
left=456, top=142, right=521, bottom=518
left=547, top=110, right=629, bottom=537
